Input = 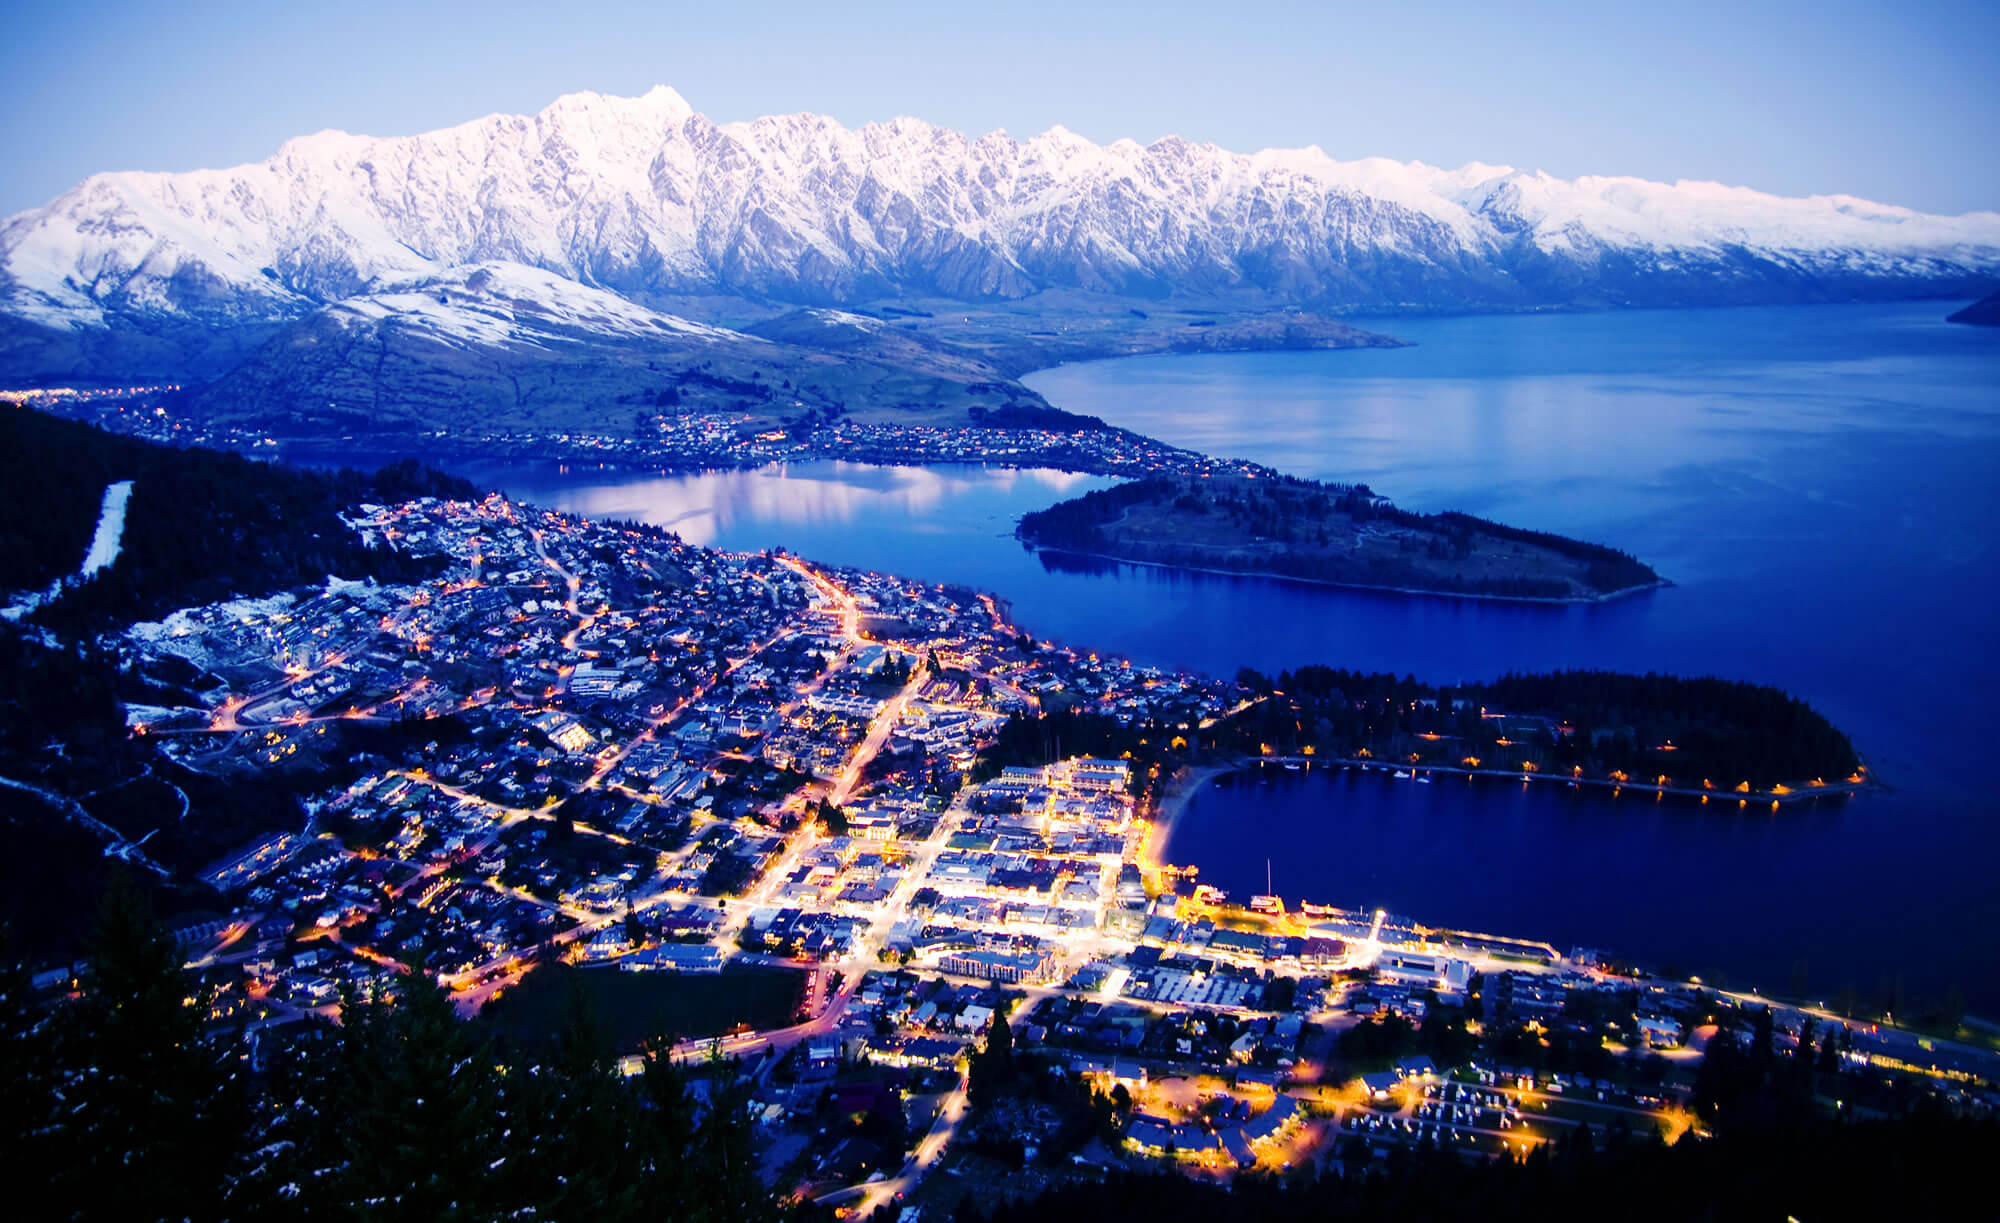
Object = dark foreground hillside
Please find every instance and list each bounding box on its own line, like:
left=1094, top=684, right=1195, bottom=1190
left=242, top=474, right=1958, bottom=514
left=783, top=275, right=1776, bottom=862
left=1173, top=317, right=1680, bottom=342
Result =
left=2, top=883, right=770, bottom=1223
left=962, top=1115, right=1992, bottom=1223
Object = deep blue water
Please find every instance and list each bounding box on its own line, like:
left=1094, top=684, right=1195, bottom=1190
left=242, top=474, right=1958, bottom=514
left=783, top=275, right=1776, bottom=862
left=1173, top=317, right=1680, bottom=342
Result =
left=451, top=300, right=2000, bottom=1011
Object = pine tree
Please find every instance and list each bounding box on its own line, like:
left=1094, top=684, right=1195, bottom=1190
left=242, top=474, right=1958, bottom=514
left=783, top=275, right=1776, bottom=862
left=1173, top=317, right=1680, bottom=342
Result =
left=0, top=931, right=63, bottom=1203
left=49, top=875, right=247, bottom=1221
left=632, top=1037, right=703, bottom=1214
left=275, top=970, right=504, bottom=1219
left=498, top=985, right=645, bottom=1219
left=970, top=1014, right=1016, bottom=1106
left=691, top=1054, right=765, bottom=1223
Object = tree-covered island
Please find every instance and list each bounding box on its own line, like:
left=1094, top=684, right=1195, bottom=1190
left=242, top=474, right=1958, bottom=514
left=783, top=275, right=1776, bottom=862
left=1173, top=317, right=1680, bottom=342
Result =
left=1017, top=475, right=1662, bottom=601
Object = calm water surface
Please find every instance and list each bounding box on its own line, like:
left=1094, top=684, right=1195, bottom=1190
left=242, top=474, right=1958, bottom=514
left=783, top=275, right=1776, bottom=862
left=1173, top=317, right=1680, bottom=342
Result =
left=459, top=301, right=2000, bottom=1009
left=442, top=460, right=1120, bottom=587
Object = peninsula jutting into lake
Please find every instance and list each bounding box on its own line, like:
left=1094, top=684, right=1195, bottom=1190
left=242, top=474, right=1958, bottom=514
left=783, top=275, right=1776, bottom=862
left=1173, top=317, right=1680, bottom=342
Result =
left=1016, top=474, right=1664, bottom=602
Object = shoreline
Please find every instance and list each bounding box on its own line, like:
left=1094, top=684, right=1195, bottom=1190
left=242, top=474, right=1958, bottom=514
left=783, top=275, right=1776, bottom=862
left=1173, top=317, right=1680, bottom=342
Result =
left=1141, top=754, right=1871, bottom=896
left=1021, top=542, right=1670, bottom=607
left=1243, top=753, right=1874, bottom=808
left=1000, top=330, right=1413, bottom=380
left=1143, top=763, right=1241, bottom=867
left=277, top=438, right=1203, bottom=488
left=1142, top=759, right=2000, bottom=1071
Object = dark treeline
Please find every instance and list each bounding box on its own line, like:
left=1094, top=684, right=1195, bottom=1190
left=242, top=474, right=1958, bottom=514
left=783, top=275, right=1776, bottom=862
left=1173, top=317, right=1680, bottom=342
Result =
left=937, top=981, right=1980, bottom=1223
left=2, top=405, right=474, bottom=633
left=1230, top=667, right=1859, bottom=790
left=973, top=707, right=1164, bottom=787
left=966, top=401, right=1111, bottom=431
left=963, top=665, right=1856, bottom=794
left=1016, top=476, right=1660, bottom=597
left=0, top=623, right=129, bottom=768
left=959, top=1110, right=1991, bottom=1223
left=1015, top=479, right=1166, bottom=547
left=3, top=882, right=771, bottom=1223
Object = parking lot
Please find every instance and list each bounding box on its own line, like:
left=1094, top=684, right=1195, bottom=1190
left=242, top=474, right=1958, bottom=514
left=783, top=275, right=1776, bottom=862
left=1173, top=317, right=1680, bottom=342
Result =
left=1335, top=1075, right=1675, bottom=1161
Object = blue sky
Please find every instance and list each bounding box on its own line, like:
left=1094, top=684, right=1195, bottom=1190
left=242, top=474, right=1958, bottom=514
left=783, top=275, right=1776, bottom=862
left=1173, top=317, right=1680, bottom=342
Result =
left=4, top=0, right=1996, bottom=217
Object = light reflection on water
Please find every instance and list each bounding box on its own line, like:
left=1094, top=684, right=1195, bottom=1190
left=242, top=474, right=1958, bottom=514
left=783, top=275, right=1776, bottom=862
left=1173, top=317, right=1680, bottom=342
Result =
left=451, top=460, right=1106, bottom=549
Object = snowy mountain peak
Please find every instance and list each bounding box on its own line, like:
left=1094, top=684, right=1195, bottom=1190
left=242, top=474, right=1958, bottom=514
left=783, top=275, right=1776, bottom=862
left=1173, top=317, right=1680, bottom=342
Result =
left=4, top=85, right=1998, bottom=342
left=537, top=83, right=695, bottom=129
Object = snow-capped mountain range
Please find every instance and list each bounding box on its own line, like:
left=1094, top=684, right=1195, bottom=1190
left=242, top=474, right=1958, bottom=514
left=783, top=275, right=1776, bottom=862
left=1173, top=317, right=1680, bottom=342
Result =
left=6, top=84, right=1999, bottom=339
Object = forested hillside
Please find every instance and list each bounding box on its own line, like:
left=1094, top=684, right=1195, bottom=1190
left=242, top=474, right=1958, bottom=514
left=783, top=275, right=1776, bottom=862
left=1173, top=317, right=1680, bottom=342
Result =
left=0, top=405, right=473, bottom=631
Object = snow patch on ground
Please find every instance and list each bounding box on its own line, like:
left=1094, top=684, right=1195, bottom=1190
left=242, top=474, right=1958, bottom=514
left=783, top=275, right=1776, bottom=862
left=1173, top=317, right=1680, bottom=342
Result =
left=323, top=574, right=378, bottom=598
left=330, top=262, right=756, bottom=351
left=80, top=480, right=135, bottom=578
left=123, top=702, right=202, bottom=728
left=128, top=591, right=298, bottom=670
left=2, top=479, right=135, bottom=620
left=0, top=580, right=61, bottom=623
left=810, top=309, right=883, bottom=329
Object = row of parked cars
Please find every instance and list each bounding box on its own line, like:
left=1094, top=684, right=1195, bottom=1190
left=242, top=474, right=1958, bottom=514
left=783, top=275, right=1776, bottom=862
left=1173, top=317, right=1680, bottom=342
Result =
left=1422, top=1081, right=1514, bottom=1110
left=1345, top=1112, right=1482, bottom=1145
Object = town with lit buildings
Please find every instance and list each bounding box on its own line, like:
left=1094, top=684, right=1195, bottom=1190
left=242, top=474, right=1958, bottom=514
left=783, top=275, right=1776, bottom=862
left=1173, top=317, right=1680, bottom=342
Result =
left=9, top=384, right=1281, bottom=484
left=70, top=491, right=1999, bottom=1212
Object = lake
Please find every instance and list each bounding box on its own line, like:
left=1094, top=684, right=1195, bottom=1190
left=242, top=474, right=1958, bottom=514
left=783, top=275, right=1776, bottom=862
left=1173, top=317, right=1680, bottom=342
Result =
left=451, top=300, right=2000, bottom=1012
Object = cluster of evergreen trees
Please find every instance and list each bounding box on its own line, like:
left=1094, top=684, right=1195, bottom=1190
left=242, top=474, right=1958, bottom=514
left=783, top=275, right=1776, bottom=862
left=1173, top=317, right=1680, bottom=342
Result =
left=960, top=1015, right=1126, bottom=1166
left=1, top=406, right=473, bottom=634
left=970, top=708, right=1161, bottom=788
left=2, top=881, right=770, bottom=1222
left=1692, top=1006, right=1837, bottom=1134
left=1230, top=667, right=1860, bottom=789
left=1480, top=671, right=1861, bottom=787
left=1014, top=479, right=1170, bottom=552
left=965, top=401, right=1111, bottom=432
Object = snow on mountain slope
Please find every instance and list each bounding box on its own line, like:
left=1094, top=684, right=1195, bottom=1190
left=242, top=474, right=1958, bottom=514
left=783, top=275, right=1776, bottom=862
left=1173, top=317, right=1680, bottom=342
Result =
left=324, top=262, right=753, bottom=351
left=185, top=257, right=1063, bottom=437
left=4, top=84, right=1998, bottom=333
